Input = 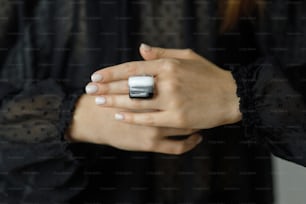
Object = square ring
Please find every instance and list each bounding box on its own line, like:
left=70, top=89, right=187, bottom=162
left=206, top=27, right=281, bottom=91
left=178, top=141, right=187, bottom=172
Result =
left=128, top=75, right=154, bottom=99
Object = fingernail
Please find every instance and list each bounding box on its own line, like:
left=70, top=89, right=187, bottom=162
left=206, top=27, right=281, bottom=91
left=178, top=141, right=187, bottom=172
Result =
left=197, top=137, right=203, bottom=144
left=85, top=84, right=98, bottom=94
left=140, top=43, right=151, bottom=52
left=95, top=96, right=106, bottom=105
left=91, top=74, right=103, bottom=82
left=115, top=113, right=124, bottom=120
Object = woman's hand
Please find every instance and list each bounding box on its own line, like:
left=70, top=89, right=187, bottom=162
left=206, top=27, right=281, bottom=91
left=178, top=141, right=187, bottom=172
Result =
left=86, top=44, right=242, bottom=129
left=67, top=94, right=202, bottom=155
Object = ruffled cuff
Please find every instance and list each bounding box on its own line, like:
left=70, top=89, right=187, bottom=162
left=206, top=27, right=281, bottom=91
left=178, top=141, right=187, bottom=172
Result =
left=229, top=59, right=265, bottom=140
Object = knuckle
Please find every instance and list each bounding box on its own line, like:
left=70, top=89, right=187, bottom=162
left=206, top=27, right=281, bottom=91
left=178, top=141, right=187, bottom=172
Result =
left=107, top=95, right=114, bottom=106
left=101, top=84, right=110, bottom=94
left=126, top=113, right=134, bottom=123
left=162, top=58, right=180, bottom=72
left=102, top=69, right=112, bottom=81
left=184, top=49, right=195, bottom=57
left=124, top=62, right=137, bottom=75
left=157, top=48, right=166, bottom=57
left=143, top=114, right=155, bottom=126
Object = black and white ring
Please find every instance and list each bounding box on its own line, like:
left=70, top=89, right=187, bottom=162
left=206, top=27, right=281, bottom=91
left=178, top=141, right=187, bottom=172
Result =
left=128, top=75, right=154, bottom=99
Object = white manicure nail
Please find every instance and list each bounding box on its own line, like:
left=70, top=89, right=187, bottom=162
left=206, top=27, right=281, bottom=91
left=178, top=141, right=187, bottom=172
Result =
left=140, top=43, right=151, bottom=52
left=115, top=113, right=124, bottom=120
left=91, top=74, right=103, bottom=82
left=85, top=84, right=98, bottom=94
left=95, top=96, right=106, bottom=105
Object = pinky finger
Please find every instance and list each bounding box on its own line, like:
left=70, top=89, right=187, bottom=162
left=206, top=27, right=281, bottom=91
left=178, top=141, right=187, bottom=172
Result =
left=152, top=134, right=203, bottom=155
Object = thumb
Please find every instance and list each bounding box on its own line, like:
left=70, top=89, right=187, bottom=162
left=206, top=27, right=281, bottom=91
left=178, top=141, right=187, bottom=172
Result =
left=139, top=43, right=202, bottom=61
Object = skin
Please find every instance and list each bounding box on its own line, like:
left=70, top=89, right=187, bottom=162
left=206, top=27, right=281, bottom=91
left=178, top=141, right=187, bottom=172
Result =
left=86, top=44, right=242, bottom=130
left=68, top=94, right=203, bottom=155
left=69, top=44, right=242, bottom=155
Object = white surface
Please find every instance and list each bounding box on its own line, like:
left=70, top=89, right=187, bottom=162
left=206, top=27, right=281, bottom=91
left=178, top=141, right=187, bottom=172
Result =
left=273, top=156, right=306, bottom=204
left=128, top=76, right=154, bottom=87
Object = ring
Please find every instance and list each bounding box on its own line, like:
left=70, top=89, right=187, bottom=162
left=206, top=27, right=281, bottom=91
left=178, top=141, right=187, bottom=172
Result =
left=128, top=75, right=154, bottom=99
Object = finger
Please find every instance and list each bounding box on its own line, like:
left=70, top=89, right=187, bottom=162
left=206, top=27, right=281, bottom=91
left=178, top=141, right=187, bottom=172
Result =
left=159, top=127, right=198, bottom=137
left=139, top=43, right=202, bottom=61
left=85, top=81, right=129, bottom=95
left=151, top=134, right=202, bottom=155
left=114, top=111, right=179, bottom=128
left=91, top=60, right=160, bottom=83
left=96, top=95, right=160, bottom=110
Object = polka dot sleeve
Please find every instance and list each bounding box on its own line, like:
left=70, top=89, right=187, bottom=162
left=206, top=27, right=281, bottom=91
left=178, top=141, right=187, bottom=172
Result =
left=0, top=0, right=86, bottom=202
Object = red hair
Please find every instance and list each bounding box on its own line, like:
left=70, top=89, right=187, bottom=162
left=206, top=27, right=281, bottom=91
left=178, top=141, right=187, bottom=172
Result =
left=220, top=0, right=264, bottom=31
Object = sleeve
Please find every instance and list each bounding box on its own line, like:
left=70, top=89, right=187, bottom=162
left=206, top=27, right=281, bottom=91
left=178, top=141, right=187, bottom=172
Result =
left=229, top=0, right=306, bottom=167
left=231, top=59, right=306, bottom=167
left=0, top=0, right=86, bottom=202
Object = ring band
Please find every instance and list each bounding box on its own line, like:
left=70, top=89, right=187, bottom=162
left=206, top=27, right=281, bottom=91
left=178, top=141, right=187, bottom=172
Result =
left=128, top=75, right=154, bottom=99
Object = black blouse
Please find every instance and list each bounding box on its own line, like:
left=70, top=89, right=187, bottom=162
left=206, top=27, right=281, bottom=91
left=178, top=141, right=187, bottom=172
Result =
left=0, top=0, right=305, bottom=203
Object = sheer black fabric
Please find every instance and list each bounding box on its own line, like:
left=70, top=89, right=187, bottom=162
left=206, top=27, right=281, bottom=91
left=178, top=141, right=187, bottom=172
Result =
left=0, top=0, right=304, bottom=203
left=0, top=0, right=87, bottom=202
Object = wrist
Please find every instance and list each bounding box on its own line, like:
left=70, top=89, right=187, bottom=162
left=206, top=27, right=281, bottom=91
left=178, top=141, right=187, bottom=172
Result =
left=67, top=94, right=106, bottom=144
left=222, top=70, right=242, bottom=124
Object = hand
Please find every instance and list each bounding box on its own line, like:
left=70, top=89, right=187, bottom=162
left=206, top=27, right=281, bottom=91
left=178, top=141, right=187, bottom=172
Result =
left=86, top=44, right=242, bottom=129
left=67, top=94, right=202, bottom=155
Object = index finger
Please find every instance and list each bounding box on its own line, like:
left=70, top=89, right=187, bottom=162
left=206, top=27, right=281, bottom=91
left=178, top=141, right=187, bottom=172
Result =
left=91, top=60, right=160, bottom=83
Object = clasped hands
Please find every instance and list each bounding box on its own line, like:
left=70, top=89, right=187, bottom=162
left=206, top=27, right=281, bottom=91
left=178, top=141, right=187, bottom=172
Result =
left=78, top=44, right=241, bottom=154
